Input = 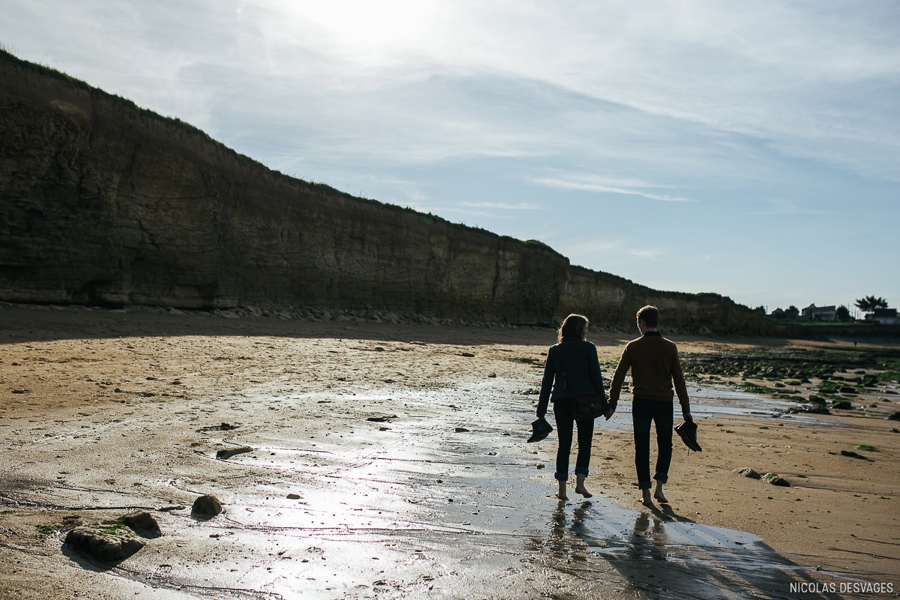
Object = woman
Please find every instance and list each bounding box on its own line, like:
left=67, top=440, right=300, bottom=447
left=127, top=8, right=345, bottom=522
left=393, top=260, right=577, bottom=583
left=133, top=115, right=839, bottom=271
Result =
left=536, top=314, right=608, bottom=500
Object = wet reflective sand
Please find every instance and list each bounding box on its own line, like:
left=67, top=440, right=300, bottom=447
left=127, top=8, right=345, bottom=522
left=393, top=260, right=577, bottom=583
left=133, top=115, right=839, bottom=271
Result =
left=0, top=308, right=896, bottom=598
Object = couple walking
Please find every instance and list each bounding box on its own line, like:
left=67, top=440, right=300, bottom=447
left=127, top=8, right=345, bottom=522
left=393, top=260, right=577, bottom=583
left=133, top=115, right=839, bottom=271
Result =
left=535, top=305, right=693, bottom=505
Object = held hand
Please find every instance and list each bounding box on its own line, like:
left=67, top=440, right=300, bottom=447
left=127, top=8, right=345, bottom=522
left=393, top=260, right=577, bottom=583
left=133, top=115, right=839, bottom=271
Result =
left=603, top=405, right=616, bottom=420
left=682, top=410, right=693, bottom=423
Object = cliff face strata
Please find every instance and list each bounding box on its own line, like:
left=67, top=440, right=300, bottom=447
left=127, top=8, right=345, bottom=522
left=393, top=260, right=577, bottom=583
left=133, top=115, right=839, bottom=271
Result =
left=0, top=51, right=775, bottom=334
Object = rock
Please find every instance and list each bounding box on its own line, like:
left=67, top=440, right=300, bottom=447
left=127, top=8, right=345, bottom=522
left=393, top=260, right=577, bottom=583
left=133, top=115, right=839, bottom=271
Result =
left=840, top=450, right=871, bottom=461
left=366, top=415, right=397, bottom=423
left=888, top=411, right=900, bottom=421
left=763, top=473, right=790, bottom=487
left=192, top=494, right=223, bottom=517
left=121, top=512, right=161, bottom=539
left=831, top=400, right=853, bottom=410
left=216, top=446, right=252, bottom=460
left=460, top=353, right=475, bottom=358
left=455, top=427, right=470, bottom=433
left=733, top=467, right=761, bottom=479
left=286, top=493, right=301, bottom=500
left=800, top=404, right=830, bottom=415
left=65, top=523, right=145, bottom=562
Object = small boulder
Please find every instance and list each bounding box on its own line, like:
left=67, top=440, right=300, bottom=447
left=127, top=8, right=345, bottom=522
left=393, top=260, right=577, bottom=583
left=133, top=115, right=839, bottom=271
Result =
left=192, top=494, right=223, bottom=517
left=286, top=493, right=301, bottom=500
left=840, top=450, right=871, bottom=461
left=887, top=411, right=900, bottom=421
left=65, top=523, right=145, bottom=562
left=122, top=511, right=161, bottom=539
left=831, top=400, right=853, bottom=410
left=763, top=473, right=790, bottom=487
left=216, top=446, right=252, bottom=460
left=455, top=427, right=470, bottom=433
left=733, top=467, right=761, bottom=479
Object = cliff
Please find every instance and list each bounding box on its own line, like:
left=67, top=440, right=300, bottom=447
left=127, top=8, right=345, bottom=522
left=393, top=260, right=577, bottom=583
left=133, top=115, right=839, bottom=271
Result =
left=0, top=50, right=778, bottom=334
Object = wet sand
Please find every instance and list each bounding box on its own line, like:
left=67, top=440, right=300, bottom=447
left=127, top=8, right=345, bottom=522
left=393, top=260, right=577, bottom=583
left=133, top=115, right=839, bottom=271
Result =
left=1, top=305, right=898, bottom=598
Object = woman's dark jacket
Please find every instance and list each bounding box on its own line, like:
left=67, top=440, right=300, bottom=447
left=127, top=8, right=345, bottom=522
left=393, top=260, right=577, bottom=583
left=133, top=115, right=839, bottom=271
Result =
left=536, top=336, right=607, bottom=418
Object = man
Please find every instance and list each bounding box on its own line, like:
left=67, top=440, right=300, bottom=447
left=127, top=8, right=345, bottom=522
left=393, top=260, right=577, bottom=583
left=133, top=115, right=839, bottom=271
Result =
left=609, top=305, right=692, bottom=507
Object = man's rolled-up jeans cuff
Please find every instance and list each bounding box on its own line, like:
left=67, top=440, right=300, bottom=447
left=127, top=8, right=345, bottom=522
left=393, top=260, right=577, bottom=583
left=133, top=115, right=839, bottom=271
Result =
left=653, top=473, right=668, bottom=484
left=574, top=466, right=589, bottom=476
left=638, top=481, right=652, bottom=490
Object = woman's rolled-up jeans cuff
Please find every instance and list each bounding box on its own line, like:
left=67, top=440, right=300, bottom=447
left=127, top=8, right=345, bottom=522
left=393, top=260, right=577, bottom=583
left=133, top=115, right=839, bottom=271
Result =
left=639, top=473, right=668, bottom=489
left=555, top=469, right=588, bottom=482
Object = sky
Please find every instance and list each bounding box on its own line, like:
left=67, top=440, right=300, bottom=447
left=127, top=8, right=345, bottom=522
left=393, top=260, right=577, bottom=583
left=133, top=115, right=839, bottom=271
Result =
left=3, top=0, right=899, bottom=313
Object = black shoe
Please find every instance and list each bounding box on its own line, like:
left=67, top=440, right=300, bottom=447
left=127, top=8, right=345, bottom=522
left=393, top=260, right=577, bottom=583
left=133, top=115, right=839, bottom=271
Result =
left=675, top=420, right=702, bottom=452
left=528, top=417, right=553, bottom=443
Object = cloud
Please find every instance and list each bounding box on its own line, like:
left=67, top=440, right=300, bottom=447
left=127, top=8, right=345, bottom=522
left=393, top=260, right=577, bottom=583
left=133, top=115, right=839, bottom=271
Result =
left=559, top=239, right=666, bottom=261
left=529, top=173, right=693, bottom=202
left=459, top=202, right=543, bottom=210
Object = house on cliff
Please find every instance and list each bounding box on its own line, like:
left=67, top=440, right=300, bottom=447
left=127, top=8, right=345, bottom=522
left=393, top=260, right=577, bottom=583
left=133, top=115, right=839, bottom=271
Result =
left=866, top=308, right=898, bottom=325
left=801, top=304, right=836, bottom=321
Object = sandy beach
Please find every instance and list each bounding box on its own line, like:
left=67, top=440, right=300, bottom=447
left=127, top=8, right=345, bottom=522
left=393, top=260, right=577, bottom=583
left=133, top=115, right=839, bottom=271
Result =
left=1, top=304, right=898, bottom=599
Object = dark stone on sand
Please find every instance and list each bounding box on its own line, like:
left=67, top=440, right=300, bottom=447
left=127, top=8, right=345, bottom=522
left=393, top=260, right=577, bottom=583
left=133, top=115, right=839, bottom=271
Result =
left=831, top=400, right=853, bottom=410
left=763, top=473, right=790, bottom=487
left=733, top=467, right=761, bottom=479
left=122, top=511, right=161, bottom=539
left=839, top=386, right=858, bottom=394
left=192, top=494, right=223, bottom=517
left=455, top=427, right=470, bottom=433
left=460, top=353, right=475, bottom=358
left=840, top=450, right=871, bottom=461
left=216, top=446, right=252, bottom=460
left=65, top=524, right=145, bottom=562
left=286, top=493, right=301, bottom=500
left=888, top=411, right=900, bottom=421
left=366, top=415, right=398, bottom=422
left=801, top=404, right=830, bottom=415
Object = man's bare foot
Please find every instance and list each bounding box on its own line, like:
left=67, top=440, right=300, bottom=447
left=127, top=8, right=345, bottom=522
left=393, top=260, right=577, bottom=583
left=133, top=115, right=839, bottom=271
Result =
left=654, top=491, right=668, bottom=504
left=554, top=493, right=568, bottom=501
left=574, top=485, right=592, bottom=498
left=640, top=491, right=654, bottom=507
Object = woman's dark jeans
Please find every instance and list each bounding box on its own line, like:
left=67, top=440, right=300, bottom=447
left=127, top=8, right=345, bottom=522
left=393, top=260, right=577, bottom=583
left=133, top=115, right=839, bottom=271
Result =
left=632, top=397, right=673, bottom=490
left=553, top=398, right=594, bottom=481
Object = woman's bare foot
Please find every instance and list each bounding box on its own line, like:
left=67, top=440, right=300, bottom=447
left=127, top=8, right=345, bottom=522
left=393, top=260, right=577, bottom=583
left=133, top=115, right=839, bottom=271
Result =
left=574, top=475, right=591, bottom=498
left=640, top=490, right=654, bottom=507
left=556, top=481, right=567, bottom=501
left=654, top=484, right=668, bottom=504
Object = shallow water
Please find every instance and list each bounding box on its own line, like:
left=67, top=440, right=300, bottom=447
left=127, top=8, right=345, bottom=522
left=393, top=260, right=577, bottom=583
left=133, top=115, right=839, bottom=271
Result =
left=71, top=381, right=864, bottom=599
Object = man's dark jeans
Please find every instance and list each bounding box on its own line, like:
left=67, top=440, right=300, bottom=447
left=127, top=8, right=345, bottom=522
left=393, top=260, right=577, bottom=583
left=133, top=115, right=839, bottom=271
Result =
left=632, top=397, right=673, bottom=490
left=553, top=398, right=594, bottom=482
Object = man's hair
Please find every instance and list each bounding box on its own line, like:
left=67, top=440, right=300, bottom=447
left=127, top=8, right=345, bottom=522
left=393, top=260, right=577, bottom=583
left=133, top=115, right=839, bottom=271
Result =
left=558, top=314, right=589, bottom=342
left=636, top=305, right=659, bottom=328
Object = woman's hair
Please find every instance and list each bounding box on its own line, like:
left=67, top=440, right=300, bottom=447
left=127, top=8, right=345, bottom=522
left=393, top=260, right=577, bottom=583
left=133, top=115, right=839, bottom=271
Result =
left=558, top=314, right=589, bottom=342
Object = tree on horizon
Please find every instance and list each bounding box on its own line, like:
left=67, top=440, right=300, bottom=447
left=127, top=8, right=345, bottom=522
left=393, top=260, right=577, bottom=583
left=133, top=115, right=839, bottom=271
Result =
left=855, top=296, right=889, bottom=314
